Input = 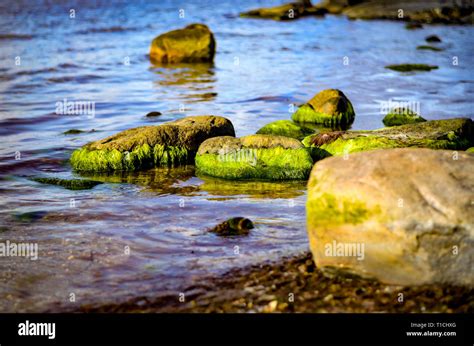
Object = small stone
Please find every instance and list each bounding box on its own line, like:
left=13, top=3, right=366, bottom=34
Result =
left=146, top=111, right=162, bottom=117
left=208, top=217, right=254, bottom=236
left=425, top=35, right=441, bottom=43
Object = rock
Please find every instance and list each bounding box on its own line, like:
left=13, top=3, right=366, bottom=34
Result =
left=240, top=1, right=326, bottom=21
left=385, top=64, right=438, bottom=72
left=195, top=134, right=314, bottom=180
left=64, top=129, right=84, bottom=135
left=313, top=0, right=352, bottom=14
left=256, top=120, right=314, bottom=140
left=149, top=24, right=215, bottom=63
left=426, top=34, right=442, bottom=42
left=340, top=0, right=473, bottom=24
left=382, top=108, right=426, bottom=127
left=303, top=118, right=474, bottom=161
left=307, top=148, right=474, bottom=286
left=291, top=89, right=355, bottom=127
left=466, top=147, right=474, bottom=154
left=146, top=111, right=162, bottom=117
left=70, top=115, right=235, bottom=172
left=416, top=45, right=443, bottom=51
left=208, top=217, right=254, bottom=236
left=31, top=177, right=102, bottom=190
left=405, top=22, right=423, bottom=29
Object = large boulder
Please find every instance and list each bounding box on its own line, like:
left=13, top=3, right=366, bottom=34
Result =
left=195, top=134, right=313, bottom=180
left=291, top=89, right=355, bottom=127
left=149, top=24, right=215, bottom=63
left=303, top=118, right=474, bottom=161
left=256, top=120, right=314, bottom=140
left=307, top=148, right=474, bottom=286
left=70, top=116, right=234, bottom=172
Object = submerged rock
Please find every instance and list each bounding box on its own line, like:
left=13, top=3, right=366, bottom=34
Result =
left=240, top=2, right=325, bottom=21
left=291, top=89, right=355, bottom=127
left=416, top=45, right=443, bottom=51
left=195, top=134, right=314, bottom=180
left=405, top=22, right=423, bottom=29
left=303, top=118, right=474, bottom=161
left=70, top=116, right=235, bottom=172
left=307, top=148, right=474, bottom=286
left=385, top=64, right=438, bottom=72
left=426, top=34, right=442, bottom=42
left=149, top=24, right=215, bottom=63
left=256, top=120, right=314, bottom=139
left=382, top=108, right=426, bottom=126
left=31, top=177, right=102, bottom=190
left=208, top=217, right=254, bottom=236
left=64, top=129, right=84, bottom=135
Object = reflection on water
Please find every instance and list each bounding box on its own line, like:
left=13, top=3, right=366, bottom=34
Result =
left=0, top=0, right=473, bottom=311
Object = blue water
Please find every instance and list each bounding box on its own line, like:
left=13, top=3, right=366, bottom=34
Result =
left=0, top=0, right=473, bottom=311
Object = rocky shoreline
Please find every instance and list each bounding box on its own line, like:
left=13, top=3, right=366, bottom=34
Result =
left=75, top=252, right=474, bottom=313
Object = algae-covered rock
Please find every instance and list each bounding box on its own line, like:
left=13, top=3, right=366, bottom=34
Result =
left=196, top=134, right=314, bottom=180
left=64, top=129, right=84, bottom=135
left=416, top=45, right=443, bottom=52
left=307, top=148, right=474, bottom=286
left=291, top=89, right=355, bottom=127
left=466, top=147, right=474, bottom=154
left=382, top=108, right=426, bottom=127
left=208, top=217, right=254, bottom=236
left=385, top=64, right=438, bottom=72
left=31, top=177, right=102, bottom=190
left=256, top=120, right=314, bottom=139
left=240, top=2, right=325, bottom=21
left=303, top=118, right=474, bottom=161
left=150, top=24, right=215, bottom=63
left=70, top=116, right=235, bottom=172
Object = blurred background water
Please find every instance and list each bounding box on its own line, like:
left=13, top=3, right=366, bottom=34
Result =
left=0, top=0, right=473, bottom=311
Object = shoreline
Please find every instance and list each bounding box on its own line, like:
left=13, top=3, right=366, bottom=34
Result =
left=75, top=252, right=473, bottom=313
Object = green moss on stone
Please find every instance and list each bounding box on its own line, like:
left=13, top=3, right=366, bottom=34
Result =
left=196, top=146, right=313, bottom=180
left=383, top=109, right=426, bottom=126
left=31, top=177, right=102, bottom=190
left=256, top=120, right=314, bottom=139
left=416, top=45, right=444, bottom=52
left=385, top=64, right=438, bottom=72
left=466, top=147, right=474, bottom=154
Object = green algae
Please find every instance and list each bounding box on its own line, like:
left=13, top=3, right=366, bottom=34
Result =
left=303, top=118, right=473, bottom=161
left=383, top=109, right=426, bottom=127
left=31, top=177, right=102, bottom=190
left=256, top=120, right=314, bottom=139
left=14, top=211, right=48, bottom=223
left=196, top=146, right=313, bottom=180
left=292, top=104, right=355, bottom=127
left=385, top=64, right=438, bottom=72
left=416, top=45, right=444, bottom=52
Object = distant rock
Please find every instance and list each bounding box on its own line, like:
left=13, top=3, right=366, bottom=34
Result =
left=150, top=24, right=215, bottom=63
left=307, top=148, right=474, bottom=286
left=196, top=134, right=313, bottom=180
left=256, top=120, right=314, bottom=140
left=70, top=116, right=235, bottom=172
left=146, top=111, right=162, bottom=117
left=405, top=22, right=423, bottom=29
left=240, top=1, right=326, bottom=21
left=416, top=45, right=443, bottom=51
left=426, top=34, right=442, bottom=42
left=31, top=177, right=102, bottom=190
left=382, top=108, right=426, bottom=126
left=303, top=118, right=474, bottom=161
left=291, top=89, right=355, bottom=127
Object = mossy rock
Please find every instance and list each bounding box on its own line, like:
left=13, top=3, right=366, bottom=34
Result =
left=240, top=2, right=320, bottom=21
left=196, top=134, right=314, bottom=180
left=466, top=147, right=474, bottom=154
left=382, top=108, right=426, bottom=127
left=70, top=116, right=235, bottom=172
left=291, top=89, right=355, bottom=127
left=150, top=24, right=215, bottom=63
left=31, top=177, right=102, bottom=190
left=416, top=45, right=443, bottom=52
left=385, top=64, right=438, bottom=72
left=303, top=118, right=474, bottom=161
left=208, top=217, right=254, bottom=236
left=256, top=120, right=314, bottom=139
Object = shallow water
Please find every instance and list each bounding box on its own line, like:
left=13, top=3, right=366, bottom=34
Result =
left=0, top=0, right=473, bottom=312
